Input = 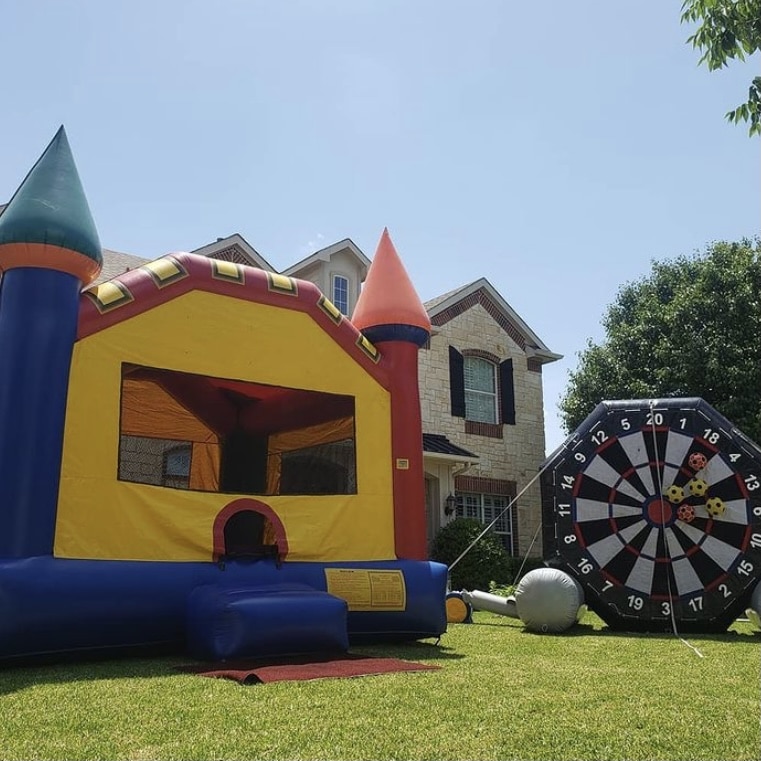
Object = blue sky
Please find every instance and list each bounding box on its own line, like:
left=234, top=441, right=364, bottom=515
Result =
left=1, top=1, right=758, bottom=453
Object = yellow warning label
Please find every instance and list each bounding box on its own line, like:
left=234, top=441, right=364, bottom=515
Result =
left=324, top=569, right=406, bottom=612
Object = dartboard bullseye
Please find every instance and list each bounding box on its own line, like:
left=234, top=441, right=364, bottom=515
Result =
left=541, top=398, right=761, bottom=632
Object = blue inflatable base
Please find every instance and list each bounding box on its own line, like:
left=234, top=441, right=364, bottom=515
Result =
left=0, top=556, right=448, bottom=663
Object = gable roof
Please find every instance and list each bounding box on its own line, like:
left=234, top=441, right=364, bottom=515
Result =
left=282, top=238, right=370, bottom=279
left=425, top=277, right=561, bottom=364
left=422, top=285, right=463, bottom=311
left=191, top=233, right=275, bottom=271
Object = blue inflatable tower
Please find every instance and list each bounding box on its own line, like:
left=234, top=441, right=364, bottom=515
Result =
left=0, top=126, right=102, bottom=557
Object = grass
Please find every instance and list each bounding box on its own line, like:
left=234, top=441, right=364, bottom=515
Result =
left=0, top=611, right=759, bottom=760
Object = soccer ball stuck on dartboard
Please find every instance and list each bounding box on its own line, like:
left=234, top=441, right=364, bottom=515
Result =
left=688, top=478, right=709, bottom=497
left=705, top=496, right=726, bottom=518
left=665, top=484, right=685, bottom=504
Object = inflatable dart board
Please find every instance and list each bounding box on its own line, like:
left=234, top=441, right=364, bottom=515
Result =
left=541, top=398, right=761, bottom=632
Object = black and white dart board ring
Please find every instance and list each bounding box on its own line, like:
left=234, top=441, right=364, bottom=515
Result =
left=541, top=398, right=761, bottom=632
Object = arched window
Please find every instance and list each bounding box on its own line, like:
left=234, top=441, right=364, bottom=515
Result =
left=448, top=347, right=516, bottom=435
left=464, top=356, right=497, bottom=424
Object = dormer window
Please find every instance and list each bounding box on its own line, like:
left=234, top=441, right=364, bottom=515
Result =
left=332, top=275, right=349, bottom=315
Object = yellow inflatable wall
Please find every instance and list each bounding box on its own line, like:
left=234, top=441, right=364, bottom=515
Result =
left=56, top=263, right=396, bottom=563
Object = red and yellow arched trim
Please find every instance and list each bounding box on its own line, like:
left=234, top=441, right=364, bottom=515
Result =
left=212, top=498, right=290, bottom=561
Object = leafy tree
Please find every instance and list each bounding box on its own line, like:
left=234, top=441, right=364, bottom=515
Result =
left=560, top=238, right=761, bottom=443
left=681, top=0, right=761, bottom=135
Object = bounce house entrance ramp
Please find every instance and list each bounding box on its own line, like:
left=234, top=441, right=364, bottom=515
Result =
left=187, top=583, right=349, bottom=661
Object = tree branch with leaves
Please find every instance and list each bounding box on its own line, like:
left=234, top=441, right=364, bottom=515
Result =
left=681, top=0, right=761, bottom=135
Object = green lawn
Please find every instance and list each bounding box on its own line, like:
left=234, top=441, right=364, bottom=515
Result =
left=0, top=611, right=758, bottom=760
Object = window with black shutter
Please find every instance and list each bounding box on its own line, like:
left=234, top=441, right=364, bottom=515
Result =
left=449, top=346, right=465, bottom=418
left=447, top=348, right=517, bottom=430
left=499, top=359, right=516, bottom=425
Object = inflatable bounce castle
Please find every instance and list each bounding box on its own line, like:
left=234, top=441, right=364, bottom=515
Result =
left=0, top=127, right=447, bottom=662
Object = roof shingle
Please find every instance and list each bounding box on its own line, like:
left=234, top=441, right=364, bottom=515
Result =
left=422, top=433, right=478, bottom=458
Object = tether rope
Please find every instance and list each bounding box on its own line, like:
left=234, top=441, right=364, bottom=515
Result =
left=648, top=399, right=704, bottom=658
left=448, top=436, right=576, bottom=577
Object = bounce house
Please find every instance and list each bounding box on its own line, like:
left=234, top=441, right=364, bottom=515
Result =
left=0, top=127, right=447, bottom=662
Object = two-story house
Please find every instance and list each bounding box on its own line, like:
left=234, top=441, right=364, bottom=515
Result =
left=418, top=279, right=560, bottom=557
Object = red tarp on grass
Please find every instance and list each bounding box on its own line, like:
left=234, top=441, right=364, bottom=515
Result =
left=178, top=652, right=440, bottom=685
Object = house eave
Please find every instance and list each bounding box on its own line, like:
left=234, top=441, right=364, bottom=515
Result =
left=426, top=277, right=560, bottom=362
left=423, top=451, right=480, bottom=465
left=282, top=238, right=370, bottom=279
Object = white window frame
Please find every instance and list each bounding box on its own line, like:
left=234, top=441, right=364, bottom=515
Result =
left=332, top=274, right=350, bottom=315
left=463, top=356, right=498, bottom=423
left=455, top=492, right=513, bottom=553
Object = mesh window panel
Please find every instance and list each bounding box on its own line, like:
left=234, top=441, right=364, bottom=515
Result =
left=119, top=435, right=192, bottom=489
left=280, top=439, right=356, bottom=495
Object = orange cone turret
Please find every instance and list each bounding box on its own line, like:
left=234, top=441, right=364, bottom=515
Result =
left=352, top=228, right=430, bottom=345
left=353, top=229, right=430, bottom=560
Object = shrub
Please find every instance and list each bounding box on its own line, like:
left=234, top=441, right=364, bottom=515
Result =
left=430, top=518, right=513, bottom=591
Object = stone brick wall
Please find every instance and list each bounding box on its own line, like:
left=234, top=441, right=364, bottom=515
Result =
left=419, top=301, right=546, bottom=557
